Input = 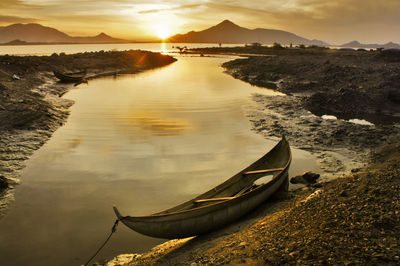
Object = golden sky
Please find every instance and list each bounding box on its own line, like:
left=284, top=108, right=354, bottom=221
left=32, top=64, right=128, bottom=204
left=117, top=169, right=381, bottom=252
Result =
left=1, top=0, right=400, bottom=44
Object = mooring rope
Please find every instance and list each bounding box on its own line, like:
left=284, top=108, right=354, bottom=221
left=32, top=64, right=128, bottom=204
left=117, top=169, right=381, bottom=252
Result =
left=84, top=219, right=119, bottom=266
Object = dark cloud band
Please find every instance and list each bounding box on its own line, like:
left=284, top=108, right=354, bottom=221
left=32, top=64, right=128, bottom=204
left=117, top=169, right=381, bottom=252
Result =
left=0, top=15, right=41, bottom=24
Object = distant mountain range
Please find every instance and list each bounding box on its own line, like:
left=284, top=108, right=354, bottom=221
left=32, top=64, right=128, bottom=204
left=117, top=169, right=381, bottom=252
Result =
left=167, top=20, right=328, bottom=46
left=167, top=20, right=400, bottom=49
left=0, top=23, right=129, bottom=44
left=339, top=40, right=400, bottom=49
left=1, top=21, right=399, bottom=49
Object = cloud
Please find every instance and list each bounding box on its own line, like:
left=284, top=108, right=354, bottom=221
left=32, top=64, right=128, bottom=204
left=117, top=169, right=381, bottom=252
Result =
left=291, top=0, right=400, bottom=23
left=198, top=0, right=400, bottom=27
left=1, top=0, right=400, bottom=43
left=45, top=14, right=128, bottom=24
left=0, top=0, right=44, bottom=10
left=264, top=0, right=400, bottom=43
left=182, top=0, right=400, bottom=43
left=0, top=0, right=25, bottom=8
left=41, top=13, right=147, bottom=39
left=138, top=4, right=204, bottom=14
left=0, top=15, right=41, bottom=24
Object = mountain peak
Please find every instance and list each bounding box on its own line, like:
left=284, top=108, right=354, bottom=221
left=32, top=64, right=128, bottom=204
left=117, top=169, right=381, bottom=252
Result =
left=167, top=20, right=327, bottom=45
left=216, top=20, right=239, bottom=28
left=97, top=32, right=109, bottom=37
left=7, top=23, right=41, bottom=29
left=219, top=19, right=235, bottom=25
left=0, top=23, right=128, bottom=44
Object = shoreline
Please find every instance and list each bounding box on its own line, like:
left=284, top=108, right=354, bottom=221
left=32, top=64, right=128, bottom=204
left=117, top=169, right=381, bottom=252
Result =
left=107, top=139, right=400, bottom=265
left=1, top=47, right=399, bottom=265
left=105, top=47, right=400, bottom=265
left=218, top=47, right=400, bottom=181
left=0, top=50, right=177, bottom=216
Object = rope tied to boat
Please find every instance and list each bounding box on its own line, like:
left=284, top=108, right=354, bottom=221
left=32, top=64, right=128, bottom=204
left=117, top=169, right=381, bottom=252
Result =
left=84, top=218, right=120, bottom=266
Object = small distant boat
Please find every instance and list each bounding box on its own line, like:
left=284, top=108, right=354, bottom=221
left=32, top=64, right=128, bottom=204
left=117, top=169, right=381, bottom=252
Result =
left=114, top=136, right=292, bottom=239
left=53, top=70, right=86, bottom=83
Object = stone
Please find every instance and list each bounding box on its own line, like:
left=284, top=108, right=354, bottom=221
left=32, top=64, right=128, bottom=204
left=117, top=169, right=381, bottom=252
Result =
left=387, top=90, right=400, bottom=104
left=0, top=175, right=8, bottom=189
left=238, top=242, right=247, bottom=248
left=290, top=172, right=320, bottom=185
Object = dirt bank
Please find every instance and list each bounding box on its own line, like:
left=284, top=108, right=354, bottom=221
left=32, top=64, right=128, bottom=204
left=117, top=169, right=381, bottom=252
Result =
left=243, top=94, right=400, bottom=179
left=0, top=50, right=176, bottom=215
left=222, top=47, right=400, bottom=176
left=104, top=47, right=400, bottom=265
left=221, top=48, right=400, bottom=122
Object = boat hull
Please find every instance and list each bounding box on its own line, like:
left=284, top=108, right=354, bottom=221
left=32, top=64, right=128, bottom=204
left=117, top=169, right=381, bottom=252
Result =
left=114, top=137, right=291, bottom=239
left=115, top=172, right=288, bottom=238
left=53, top=71, right=86, bottom=83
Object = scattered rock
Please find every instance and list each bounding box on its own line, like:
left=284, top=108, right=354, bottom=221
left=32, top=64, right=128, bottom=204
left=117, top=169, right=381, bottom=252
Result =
left=351, top=168, right=361, bottom=173
left=0, top=176, right=8, bottom=189
left=290, top=171, right=320, bottom=185
left=238, top=241, right=247, bottom=248
left=222, top=49, right=400, bottom=123
left=387, top=90, right=400, bottom=104
left=300, top=189, right=323, bottom=204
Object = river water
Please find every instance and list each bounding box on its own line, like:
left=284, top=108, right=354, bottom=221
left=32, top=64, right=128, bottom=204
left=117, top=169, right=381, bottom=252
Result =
left=0, top=42, right=239, bottom=56
left=0, top=50, right=318, bottom=265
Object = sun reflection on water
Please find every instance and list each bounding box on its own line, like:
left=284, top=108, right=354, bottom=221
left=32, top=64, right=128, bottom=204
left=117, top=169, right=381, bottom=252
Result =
left=116, top=110, right=192, bottom=136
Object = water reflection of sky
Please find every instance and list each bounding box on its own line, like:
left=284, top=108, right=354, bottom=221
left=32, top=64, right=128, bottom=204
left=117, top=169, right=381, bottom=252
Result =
left=115, top=109, right=192, bottom=136
left=0, top=43, right=241, bottom=56
left=0, top=56, right=319, bottom=266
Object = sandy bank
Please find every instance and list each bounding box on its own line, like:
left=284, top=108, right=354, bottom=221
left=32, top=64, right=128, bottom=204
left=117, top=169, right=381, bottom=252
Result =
left=0, top=50, right=176, bottom=215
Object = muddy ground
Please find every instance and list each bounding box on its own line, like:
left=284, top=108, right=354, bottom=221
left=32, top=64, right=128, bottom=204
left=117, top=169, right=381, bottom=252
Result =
left=219, top=47, right=400, bottom=122
left=0, top=50, right=176, bottom=215
left=220, top=47, right=400, bottom=178
left=105, top=47, right=400, bottom=265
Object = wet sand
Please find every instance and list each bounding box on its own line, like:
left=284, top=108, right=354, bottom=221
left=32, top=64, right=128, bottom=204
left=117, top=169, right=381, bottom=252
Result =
left=105, top=47, right=400, bottom=265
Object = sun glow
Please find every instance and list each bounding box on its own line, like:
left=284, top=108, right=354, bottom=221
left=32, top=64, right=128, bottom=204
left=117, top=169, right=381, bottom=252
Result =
left=155, top=25, right=172, bottom=40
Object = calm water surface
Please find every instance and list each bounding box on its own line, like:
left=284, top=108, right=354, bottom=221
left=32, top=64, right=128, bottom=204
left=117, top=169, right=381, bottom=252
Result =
left=0, top=55, right=318, bottom=265
left=0, top=42, right=240, bottom=56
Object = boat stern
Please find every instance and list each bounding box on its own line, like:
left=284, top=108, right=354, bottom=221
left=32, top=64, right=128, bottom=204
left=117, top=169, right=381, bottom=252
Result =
left=113, top=206, right=124, bottom=220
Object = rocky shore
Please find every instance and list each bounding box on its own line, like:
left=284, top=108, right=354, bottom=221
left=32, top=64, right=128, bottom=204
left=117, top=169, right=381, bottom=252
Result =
left=220, top=47, right=400, bottom=178
left=0, top=50, right=176, bottom=215
left=220, top=47, right=400, bottom=121
left=108, top=138, right=400, bottom=265
left=105, top=47, right=400, bottom=265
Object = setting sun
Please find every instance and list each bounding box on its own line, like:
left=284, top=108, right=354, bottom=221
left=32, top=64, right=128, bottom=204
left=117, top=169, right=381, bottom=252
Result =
left=155, top=25, right=171, bottom=40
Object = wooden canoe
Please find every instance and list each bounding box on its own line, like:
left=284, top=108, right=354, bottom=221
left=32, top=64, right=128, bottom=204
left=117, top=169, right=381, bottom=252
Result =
left=114, top=136, right=291, bottom=239
left=53, top=70, right=86, bottom=83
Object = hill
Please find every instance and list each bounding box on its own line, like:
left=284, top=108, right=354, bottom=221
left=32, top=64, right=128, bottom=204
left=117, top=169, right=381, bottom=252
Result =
left=0, top=23, right=129, bottom=44
left=340, top=40, right=400, bottom=49
left=167, top=20, right=328, bottom=46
